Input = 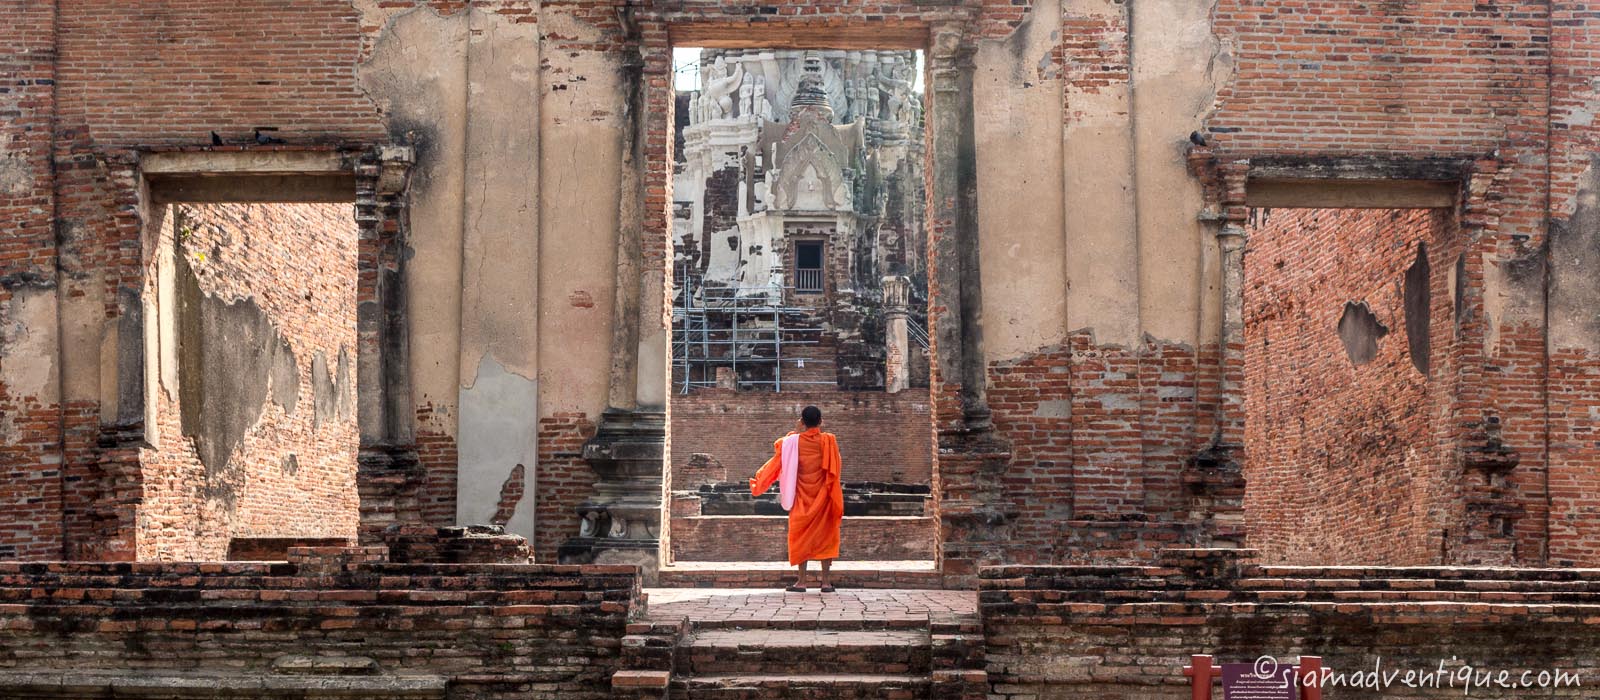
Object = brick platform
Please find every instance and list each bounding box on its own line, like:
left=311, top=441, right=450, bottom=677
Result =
left=644, top=588, right=977, bottom=628
left=0, top=557, right=640, bottom=700
left=980, top=554, right=1600, bottom=699
left=623, top=588, right=984, bottom=699
left=670, top=516, right=935, bottom=562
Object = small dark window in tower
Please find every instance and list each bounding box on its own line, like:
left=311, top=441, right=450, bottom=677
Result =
left=795, top=241, right=824, bottom=293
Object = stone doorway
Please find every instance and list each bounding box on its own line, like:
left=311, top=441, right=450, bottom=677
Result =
left=560, top=13, right=994, bottom=589
left=114, top=150, right=389, bottom=562
left=661, top=44, right=940, bottom=572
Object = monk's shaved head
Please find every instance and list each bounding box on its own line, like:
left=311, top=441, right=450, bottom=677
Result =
left=801, top=406, right=822, bottom=428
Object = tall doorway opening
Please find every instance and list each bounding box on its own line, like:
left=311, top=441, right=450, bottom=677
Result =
left=662, top=46, right=939, bottom=572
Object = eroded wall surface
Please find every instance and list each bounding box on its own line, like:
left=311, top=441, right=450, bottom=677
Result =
left=137, top=202, right=359, bottom=560
left=0, top=0, right=65, bottom=561
left=356, top=3, right=622, bottom=560
left=0, top=0, right=1596, bottom=569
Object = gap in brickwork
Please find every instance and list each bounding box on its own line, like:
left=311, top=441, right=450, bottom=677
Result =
left=135, top=196, right=362, bottom=561
left=665, top=45, right=938, bottom=567
left=1241, top=205, right=1462, bottom=566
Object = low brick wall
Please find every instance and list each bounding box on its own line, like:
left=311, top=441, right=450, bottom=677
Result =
left=383, top=524, right=532, bottom=564
left=0, top=558, right=641, bottom=700
left=670, top=515, right=936, bottom=562
left=980, top=553, right=1600, bottom=699
left=671, top=390, right=933, bottom=487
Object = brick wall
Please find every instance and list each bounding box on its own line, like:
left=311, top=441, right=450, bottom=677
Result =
left=0, top=558, right=639, bottom=700
left=671, top=390, right=933, bottom=488
left=137, top=202, right=359, bottom=560
left=0, top=0, right=63, bottom=562
left=415, top=404, right=459, bottom=528
left=1545, top=1, right=1600, bottom=567
left=981, top=557, right=1600, bottom=699
left=533, top=411, right=598, bottom=563
left=982, top=336, right=1221, bottom=566
left=1, top=0, right=1596, bottom=577
left=54, top=1, right=385, bottom=149
left=1243, top=207, right=1461, bottom=565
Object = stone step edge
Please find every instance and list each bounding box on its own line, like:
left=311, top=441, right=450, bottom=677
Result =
left=681, top=630, right=932, bottom=648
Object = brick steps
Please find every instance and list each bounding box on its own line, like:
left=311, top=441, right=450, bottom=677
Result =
left=984, top=587, right=1600, bottom=603
left=1238, top=575, right=1600, bottom=593
left=670, top=516, right=936, bottom=562
left=979, top=563, right=1600, bottom=612
left=615, top=590, right=986, bottom=699
left=673, top=673, right=930, bottom=699
left=678, top=629, right=932, bottom=676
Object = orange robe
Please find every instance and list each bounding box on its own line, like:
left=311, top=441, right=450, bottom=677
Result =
left=750, top=427, right=843, bottom=565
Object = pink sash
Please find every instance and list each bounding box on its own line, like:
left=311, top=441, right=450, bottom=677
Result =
left=779, top=434, right=800, bottom=511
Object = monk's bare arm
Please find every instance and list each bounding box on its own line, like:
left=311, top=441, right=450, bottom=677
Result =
left=749, top=438, right=785, bottom=496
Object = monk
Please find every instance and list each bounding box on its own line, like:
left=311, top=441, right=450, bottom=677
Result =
left=749, top=405, right=844, bottom=592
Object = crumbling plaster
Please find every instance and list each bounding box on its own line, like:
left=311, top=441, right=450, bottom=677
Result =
left=0, top=286, right=58, bottom=444
left=357, top=6, right=470, bottom=438
left=356, top=3, right=624, bottom=543
left=1550, top=155, right=1600, bottom=353
left=1131, top=0, right=1231, bottom=346
left=977, top=0, right=1230, bottom=362
left=974, top=0, right=1068, bottom=361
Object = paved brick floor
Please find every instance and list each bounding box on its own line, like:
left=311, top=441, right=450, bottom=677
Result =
left=642, top=588, right=977, bottom=626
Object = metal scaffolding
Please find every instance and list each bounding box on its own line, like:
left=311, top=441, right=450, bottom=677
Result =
left=672, top=272, right=838, bottom=394
left=906, top=316, right=931, bottom=352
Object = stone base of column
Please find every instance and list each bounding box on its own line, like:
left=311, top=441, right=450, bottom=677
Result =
left=936, top=426, right=1015, bottom=589
left=558, top=408, right=666, bottom=585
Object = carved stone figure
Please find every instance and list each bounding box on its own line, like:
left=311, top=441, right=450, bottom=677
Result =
left=877, top=64, right=914, bottom=123
left=702, top=56, right=745, bottom=121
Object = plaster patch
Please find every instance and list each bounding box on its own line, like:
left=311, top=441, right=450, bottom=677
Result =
left=0, top=285, right=59, bottom=402
left=1034, top=399, right=1072, bottom=418
left=1549, top=155, right=1600, bottom=352
left=538, top=10, right=607, bottom=47
left=270, top=336, right=299, bottom=415
left=0, top=133, right=30, bottom=197
left=1404, top=243, right=1431, bottom=376
left=335, top=346, right=353, bottom=420
left=313, top=350, right=338, bottom=431
left=457, top=354, right=539, bottom=541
